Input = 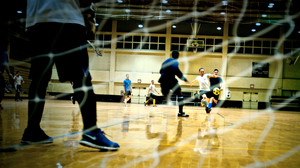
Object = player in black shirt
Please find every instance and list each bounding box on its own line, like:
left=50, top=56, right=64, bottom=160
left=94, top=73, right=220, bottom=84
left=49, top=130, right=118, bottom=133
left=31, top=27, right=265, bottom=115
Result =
left=208, top=69, right=223, bottom=109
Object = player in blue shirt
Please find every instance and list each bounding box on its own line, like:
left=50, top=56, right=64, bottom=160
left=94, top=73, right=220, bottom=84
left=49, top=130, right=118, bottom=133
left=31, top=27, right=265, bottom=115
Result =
left=123, top=74, right=132, bottom=106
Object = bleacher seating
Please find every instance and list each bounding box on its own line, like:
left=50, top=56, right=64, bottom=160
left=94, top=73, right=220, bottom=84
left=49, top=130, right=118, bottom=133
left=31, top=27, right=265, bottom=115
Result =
left=270, top=96, right=300, bottom=111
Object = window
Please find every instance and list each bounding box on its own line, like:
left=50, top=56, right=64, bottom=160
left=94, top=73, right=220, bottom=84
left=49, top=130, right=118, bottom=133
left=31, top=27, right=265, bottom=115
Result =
left=170, top=37, right=222, bottom=53
left=116, top=35, right=166, bottom=50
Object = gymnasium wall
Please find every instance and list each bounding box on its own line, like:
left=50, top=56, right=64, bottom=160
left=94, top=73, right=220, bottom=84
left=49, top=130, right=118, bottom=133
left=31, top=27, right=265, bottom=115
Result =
left=46, top=20, right=300, bottom=105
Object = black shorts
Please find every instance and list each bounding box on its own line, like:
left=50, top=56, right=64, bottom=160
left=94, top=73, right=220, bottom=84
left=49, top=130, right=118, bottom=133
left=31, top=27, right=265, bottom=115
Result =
left=199, top=90, right=210, bottom=98
left=27, top=23, right=90, bottom=82
left=124, top=91, right=131, bottom=96
left=16, top=84, right=22, bottom=92
left=160, top=82, right=182, bottom=97
left=210, top=90, right=220, bottom=100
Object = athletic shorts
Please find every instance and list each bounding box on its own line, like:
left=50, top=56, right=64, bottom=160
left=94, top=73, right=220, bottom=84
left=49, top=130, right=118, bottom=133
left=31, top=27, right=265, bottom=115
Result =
left=124, top=91, right=131, bottom=96
left=16, top=85, right=22, bottom=92
left=160, top=82, right=182, bottom=97
left=209, top=90, right=220, bottom=101
left=199, top=90, right=210, bottom=98
left=27, top=23, right=90, bottom=82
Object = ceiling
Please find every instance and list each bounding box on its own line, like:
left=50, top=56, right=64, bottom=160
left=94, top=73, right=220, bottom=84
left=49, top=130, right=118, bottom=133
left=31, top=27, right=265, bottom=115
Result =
left=94, top=0, right=300, bottom=24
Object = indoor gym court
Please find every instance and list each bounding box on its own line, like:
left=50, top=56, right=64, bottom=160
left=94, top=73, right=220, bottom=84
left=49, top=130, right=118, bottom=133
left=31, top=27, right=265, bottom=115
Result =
left=1, top=0, right=300, bottom=167
left=0, top=99, right=300, bottom=167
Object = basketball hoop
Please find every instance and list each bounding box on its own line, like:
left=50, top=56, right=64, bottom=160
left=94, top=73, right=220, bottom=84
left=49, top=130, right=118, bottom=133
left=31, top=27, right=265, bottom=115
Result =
left=187, top=39, right=203, bottom=53
left=192, top=41, right=199, bottom=53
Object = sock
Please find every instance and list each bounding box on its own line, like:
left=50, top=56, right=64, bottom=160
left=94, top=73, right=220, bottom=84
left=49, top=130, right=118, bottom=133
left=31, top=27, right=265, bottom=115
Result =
left=202, top=99, right=208, bottom=107
left=179, top=105, right=183, bottom=113
left=208, top=103, right=212, bottom=108
left=153, top=99, right=156, bottom=106
left=178, top=96, right=184, bottom=113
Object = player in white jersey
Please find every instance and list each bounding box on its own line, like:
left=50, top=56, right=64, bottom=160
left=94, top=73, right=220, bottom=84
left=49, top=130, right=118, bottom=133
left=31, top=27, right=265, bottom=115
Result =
left=144, top=80, right=160, bottom=107
left=13, top=71, right=24, bottom=101
left=190, top=68, right=215, bottom=113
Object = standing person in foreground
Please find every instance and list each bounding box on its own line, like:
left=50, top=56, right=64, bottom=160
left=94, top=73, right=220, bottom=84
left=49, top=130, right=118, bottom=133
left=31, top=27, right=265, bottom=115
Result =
left=0, top=44, right=13, bottom=109
left=159, top=50, right=190, bottom=117
left=13, top=71, right=24, bottom=101
left=0, top=6, right=14, bottom=109
left=21, top=0, right=119, bottom=150
left=144, top=80, right=160, bottom=107
left=123, top=74, right=132, bottom=106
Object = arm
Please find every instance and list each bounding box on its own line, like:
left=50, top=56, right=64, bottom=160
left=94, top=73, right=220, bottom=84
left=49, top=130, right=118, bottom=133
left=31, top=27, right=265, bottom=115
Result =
left=21, top=76, right=24, bottom=84
left=174, top=64, right=189, bottom=84
left=207, top=73, right=217, bottom=78
left=189, top=79, right=198, bottom=86
left=155, top=88, right=159, bottom=95
left=4, top=64, right=12, bottom=79
left=219, top=78, right=224, bottom=91
left=147, top=86, right=151, bottom=96
left=123, top=81, right=126, bottom=93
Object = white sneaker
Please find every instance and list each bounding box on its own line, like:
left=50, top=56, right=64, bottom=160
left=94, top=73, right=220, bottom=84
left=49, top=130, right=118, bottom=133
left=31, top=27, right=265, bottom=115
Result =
left=124, top=99, right=127, bottom=106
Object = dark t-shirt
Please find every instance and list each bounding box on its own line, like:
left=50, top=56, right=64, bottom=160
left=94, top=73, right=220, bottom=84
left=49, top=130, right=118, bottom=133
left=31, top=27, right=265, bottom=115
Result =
left=210, top=77, right=222, bottom=90
left=0, top=51, right=8, bottom=73
left=158, top=58, right=187, bottom=84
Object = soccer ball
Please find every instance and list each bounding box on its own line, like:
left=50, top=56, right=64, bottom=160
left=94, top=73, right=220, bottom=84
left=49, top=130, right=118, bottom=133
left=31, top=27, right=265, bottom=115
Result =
left=213, top=88, right=220, bottom=95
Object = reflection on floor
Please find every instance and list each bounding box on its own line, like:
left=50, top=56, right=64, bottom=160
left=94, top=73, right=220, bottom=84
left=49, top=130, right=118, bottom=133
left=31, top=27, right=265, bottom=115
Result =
left=1, top=99, right=300, bottom=167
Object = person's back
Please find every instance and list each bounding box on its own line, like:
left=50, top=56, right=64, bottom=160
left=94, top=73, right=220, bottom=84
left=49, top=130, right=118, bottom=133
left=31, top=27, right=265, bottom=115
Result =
left=159, top=50, right=189, bottom=117
left=159, top=58, right=179, bottom=83
left=26, top=0, right=85, bottom=28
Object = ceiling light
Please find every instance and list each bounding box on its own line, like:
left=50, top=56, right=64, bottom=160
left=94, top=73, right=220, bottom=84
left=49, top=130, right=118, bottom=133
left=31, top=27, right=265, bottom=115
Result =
left=268, top=3, right=274, bottom=8
left=17, top=11, right=22, bottom=14
left=217, top=27, right=222, bottom=30
left=117, top=0, right=123, bottom=3
left=251, top=29, right=256, bottom=32
left=166, top=9, right=171, bottom=13
left=222, top=0, right=228, bottom=6
left=95, top=23, right=99, bottom=26
left=172, top=25, right=176, bottom=29
left=262, top=14, right=267, bottom=18
left=125, top=9, right=130, bottom=13
left=298, top=31, right=300, bottom=34
left=161, top=0, right=168, bottom=4
left=255, top=22, right=261, bottom=26
left=138, top=24, right=144, bottom=28
left=220, top=12, right=226, bottom=15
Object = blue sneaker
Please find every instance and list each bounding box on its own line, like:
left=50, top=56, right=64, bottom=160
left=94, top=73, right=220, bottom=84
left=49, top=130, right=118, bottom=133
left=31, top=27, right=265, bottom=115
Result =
left=79, top=129, right=120, bottom=150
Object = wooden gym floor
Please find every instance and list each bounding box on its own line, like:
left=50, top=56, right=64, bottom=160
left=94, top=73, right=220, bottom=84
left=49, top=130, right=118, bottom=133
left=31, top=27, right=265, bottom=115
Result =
left=0, top=99, right=300, bottom=168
